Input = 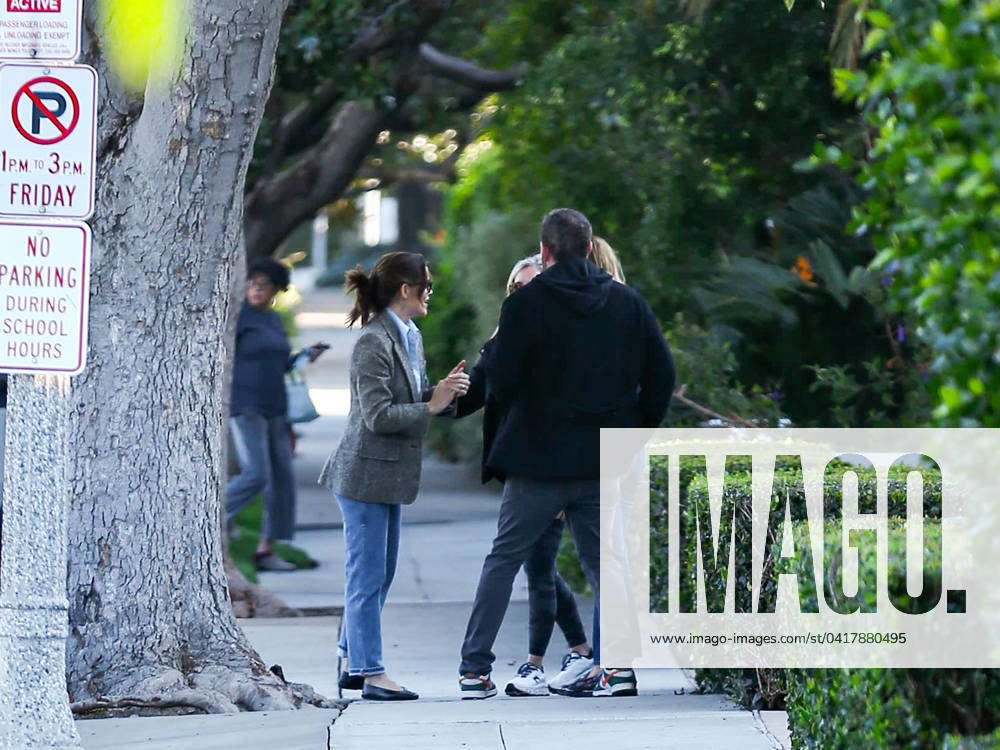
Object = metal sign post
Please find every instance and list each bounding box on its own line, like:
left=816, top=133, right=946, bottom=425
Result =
left=0, top=375, right=79, bottom=750
left=0, top=1, right=91, bottom=747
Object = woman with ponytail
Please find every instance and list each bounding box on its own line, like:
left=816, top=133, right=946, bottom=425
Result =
left=319, top=251, right=469, bottom=701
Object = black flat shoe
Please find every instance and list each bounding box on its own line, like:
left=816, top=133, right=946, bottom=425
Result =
left=339, top=672, right=365, bottom=690
left=362, top=683, right=419, bottom=701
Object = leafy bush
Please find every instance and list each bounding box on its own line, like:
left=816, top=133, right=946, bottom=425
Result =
left=825, top=0, right=1000, bottom=425
left=659, top=456, right=998, bottom=746
left=556, top=528, right=592, bottom=598
left=419, top=242, right=480, bottom=461
left=945, top=729, right=1000, bottom=750
left=650, top=456, right=937, bottom=612
left=665, top=314, right=786, bottom=427
left=786, top=668, right=1000, bottom=750
left=230, top=498, right=316, bottom=583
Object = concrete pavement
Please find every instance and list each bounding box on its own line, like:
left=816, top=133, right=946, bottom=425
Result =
left=77, top=287, right=786, bottom=750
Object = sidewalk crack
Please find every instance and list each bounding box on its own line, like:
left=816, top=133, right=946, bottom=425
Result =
left=498, top=722, right=508, bottom=750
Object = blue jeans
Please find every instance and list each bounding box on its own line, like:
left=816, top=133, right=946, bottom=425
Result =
left=226, top=414, right=296, bottom=541
left=336, top=494, right=401, bottom=676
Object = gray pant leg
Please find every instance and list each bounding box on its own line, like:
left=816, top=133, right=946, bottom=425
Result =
left=226, top=415, right=270, bottom=522
left=460, top=476, right=568, bottom=676
left=563, top=480, right=601, bottom=663
left=263, top=416, right=296, bottom=541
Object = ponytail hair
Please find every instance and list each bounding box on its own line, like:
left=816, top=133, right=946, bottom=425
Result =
left=345, top=251, right=429, bottom=326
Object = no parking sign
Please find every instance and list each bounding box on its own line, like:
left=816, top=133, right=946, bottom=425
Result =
left=0, top=62, right=94, bottom=218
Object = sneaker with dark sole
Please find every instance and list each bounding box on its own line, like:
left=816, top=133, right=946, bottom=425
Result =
left=593, top=668, right=638, bottom=697
left=504, top=663, right=548, bottom=697
left=460, top=673, right=497, bottom=700
left=547, top=650, right=594, bottom=693
left=549, top=670, right=600, bottom=697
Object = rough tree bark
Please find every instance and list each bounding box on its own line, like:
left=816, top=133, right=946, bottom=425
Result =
left=63, top=1, right=328, bottom=711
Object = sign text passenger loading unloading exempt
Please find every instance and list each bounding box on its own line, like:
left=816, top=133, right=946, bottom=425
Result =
left=0, top=61, right=94, bottom=218
left=0, top=0, right=82, bottom=60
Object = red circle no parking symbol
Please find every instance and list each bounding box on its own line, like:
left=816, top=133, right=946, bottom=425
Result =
left=11, top=76, right=80, bottom=145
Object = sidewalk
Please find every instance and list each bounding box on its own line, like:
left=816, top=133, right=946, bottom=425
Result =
left=77, top=287, right=788, bottom=750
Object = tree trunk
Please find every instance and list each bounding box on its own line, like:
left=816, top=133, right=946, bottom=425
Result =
left=63, top=1, right=324, bottom=710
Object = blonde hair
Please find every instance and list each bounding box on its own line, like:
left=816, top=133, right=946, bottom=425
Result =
left=505, top=253, right=543, bottom=297
left=591, top=236, right=626, bottom=283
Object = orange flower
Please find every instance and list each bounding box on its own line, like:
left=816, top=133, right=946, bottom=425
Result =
left=791, top=255, right=815, bottom=285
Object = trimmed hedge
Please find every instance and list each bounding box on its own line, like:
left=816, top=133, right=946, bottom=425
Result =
left=649, top=456, right=997, bottom=746
left=786, top=668, right=1000, bottom=750
left=650, top=455, right=939, bottom=613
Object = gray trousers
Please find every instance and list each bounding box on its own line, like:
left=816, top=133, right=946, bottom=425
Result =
left=226, top=413, right=296, bottom=541
left=460, top=475, right=600, bottom=676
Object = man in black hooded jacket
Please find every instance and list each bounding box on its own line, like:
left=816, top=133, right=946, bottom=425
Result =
left=458, top=208, right=675, bottom=699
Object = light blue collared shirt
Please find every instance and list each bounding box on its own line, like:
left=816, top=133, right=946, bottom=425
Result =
left=385, top=308, right=423, bottom=391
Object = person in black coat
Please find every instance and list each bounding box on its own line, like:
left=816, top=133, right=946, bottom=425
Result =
left=456, top=255, right=592, bottom=697
left=458, top=208, right=675, bottom=700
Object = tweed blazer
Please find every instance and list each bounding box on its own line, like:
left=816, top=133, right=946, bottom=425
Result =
left=319, top=311, right=433, bottom=505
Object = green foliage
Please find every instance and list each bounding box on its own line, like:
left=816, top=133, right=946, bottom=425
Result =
left=556, top=527, right=592, bottom=597
left=273, top=284, right=303, bottom=339
left=474, top=0, right=853, bottom=320
left=431, top=0, right=927, bottom=429
left=786, top=669, right=1000, bottom=750
left=230, top=498, right=316, bottom=584
left=945, top=729, right=1000, bottom=750
left=665, top=457, right=998, bottom=747
left=826, top=0, right=1000, bottom=425
left=808, top=353, right=933, bottom=427
left=651, top=457, right=942, bottom=612
left=419, top=239, right=480, bottom=461
left=665, top=313, right=785, bottom=426
left=252, top=1, right=507, bottom=187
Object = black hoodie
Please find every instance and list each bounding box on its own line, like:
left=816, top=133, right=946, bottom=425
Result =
left=483, top=255, right=675, bottom=480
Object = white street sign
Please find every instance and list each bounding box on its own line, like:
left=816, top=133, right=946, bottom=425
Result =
left=0, top=218, right=90, bottom=374
left=0, top=0, right=81, bottom=61
left=0, top=62, right=95, bottom=218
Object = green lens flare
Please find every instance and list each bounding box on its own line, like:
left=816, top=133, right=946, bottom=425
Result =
left=98, top=0, right=187, bottom=91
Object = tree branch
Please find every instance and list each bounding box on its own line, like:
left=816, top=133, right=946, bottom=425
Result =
left=258, top=1, right=452, bottom=177
left=259, top=80, right=343, bottom=178
left=245, top=100, right=386, bottom=261
left=418, top=43, right=525, bottom=91
left=350, top=0, right=447, bottom=60
left=672, top=384, right=760, bottom=428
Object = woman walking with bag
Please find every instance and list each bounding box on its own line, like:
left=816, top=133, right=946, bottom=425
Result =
left=227, top=258, right=327, bottom=571
left=320, top=251, right=468, bottom=701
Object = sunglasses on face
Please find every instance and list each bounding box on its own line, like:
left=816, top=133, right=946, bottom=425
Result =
left=409, top=280, right=433, bottom=295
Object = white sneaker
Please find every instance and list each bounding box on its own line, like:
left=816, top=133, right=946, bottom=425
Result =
left=504, top=662, right=548, bottom=697
left=547, top=650, right=594, bottom=692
